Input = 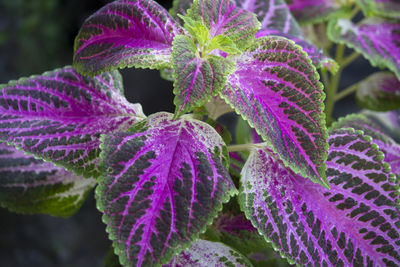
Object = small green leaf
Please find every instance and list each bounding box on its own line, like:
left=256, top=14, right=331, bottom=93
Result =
left=172, top=35, right=235, bottom=117
left=209, top=35, right=241, bottom=55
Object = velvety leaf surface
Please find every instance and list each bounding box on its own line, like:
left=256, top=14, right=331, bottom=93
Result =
left=240, top=128, right=400, bottom=266
left=332, top=114, right=400, bottom=175
left=256, top=30, right=337, bottom=72
left=286, top=0, right=344, bottom=24
left=97, top=112, right=237, bottom=267
left=354, top=72, right=400, bottom=111
left=0, top=142, right=96, bottom=217
left=0, top=67, right=145, bottom=177
left=73, top=0, right=184, bottom=76
left=357, top=0, right=400, bottom=19
left=185, top=0, right=261, bottom=50
left=328, top=18, right=400, bottom=79
left=172, top=35, right=234, bottom=117
left=236, top=0, right=302, bottom=38
left=166, top=239, right=252, bottom=266
left=220, top=36, right=329, bottom=187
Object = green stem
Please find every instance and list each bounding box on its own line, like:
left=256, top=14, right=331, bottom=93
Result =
left=325, top=44, right=345, bottom=126
left=227, top=143, right=265, bottom=152
left=341, top=52, right=360, bottom=68
left=334, top=83, right=359, bottom=101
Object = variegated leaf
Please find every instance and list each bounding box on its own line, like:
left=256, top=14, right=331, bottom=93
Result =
left=185, top=0, right=261, bottom=50
left=0, top=142, right=96, bottom=217
left=0, top=67, right=145, bottom=178
left=328, top=18, right=400, bottom=79
left=165, top=239, right=252, bottom=266
left=286, top=0, right=346, bottom=24
left=332, top=113, right=400, bottom=175
left=220, top=36, right=329, bottom=187
left=172, top=35, right=234, bottom=117
left=97, top=112, right=237, bottom=267
left=240, top=128, right=400, bottom=266
left=256, top=30, right=338, bottom=72
left=73, top=0, right=184, bottom=76
left=354, top=72, right=400, bottom=111
left=357, top=0, right=400, bottom=19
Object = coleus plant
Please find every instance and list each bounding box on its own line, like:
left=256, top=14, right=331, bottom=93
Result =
left=0, top=0, right=399, bottom=266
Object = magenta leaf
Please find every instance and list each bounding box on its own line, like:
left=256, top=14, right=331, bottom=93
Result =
left=96, top=112, right=237, bottom=266
left=353, top=72, right=400, bottom=111
left=165, top=239, right=252, bottom=266
left=0, top=142, right=96, bottom=217
left=286, top=0, right=347, bottom=24
left=172, top=35, right=235, bottom=117
left=185, top=0, right=261, bottom=50
left=73, top=0, right=184, bottom=76
left=332, top=113, right=400, bottom=175
left=357, top=0, right=400, bottom=19
left=220, top=36, right=329, bottom=187
left=240, top=128, right=400, bottom=266
left=0, top=66, right=145, bottom=178
left=328, top=18, right=400, bottom=79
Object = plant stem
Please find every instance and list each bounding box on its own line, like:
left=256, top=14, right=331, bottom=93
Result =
left=334, top=83, right=359, bottom=101
left=341, top=52, right=360, bottom=68
left=227, top=143, right=265, bottom=152
left=325, top=43, right=345, bottom=126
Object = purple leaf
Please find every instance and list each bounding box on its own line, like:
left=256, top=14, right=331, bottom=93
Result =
left=165, top=239, right=252, bottom=266
left=172, top=35, right=234, bottom=117
left=235, top=0, right=302, bottom=38
left=333, top=113, right=400, bottom=175
left=286, top=0, right=345, bottom=24
left=357, top=0, right=400, bottom=19
left=354, top=72, right=400, bottom=111
left=328, top=18, right=400, bottom=79
left=220, top=36, right=329, bottom=187
left=0, top=142, right=96, bottom=217
left=240, top=128, right=400, bottom=266
left=185, top=0, right=261, bottom=50
left=73, top=0, right=184, bottom=76
left=0, top=67, right=145, bottom=178
left=96, top=112, right=237, bottom=266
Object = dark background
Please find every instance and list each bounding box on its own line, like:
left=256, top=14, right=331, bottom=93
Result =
left=0, top=0, right=376, bottom=266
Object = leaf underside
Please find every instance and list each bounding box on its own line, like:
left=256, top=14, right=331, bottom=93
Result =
left=0, top=66, right=145, bottom=178
left=354, top=72, right=400, bottom=111
left=97, top=112, right=237, bottom=267
left=73, top=0, right=184, bottom=76
left=240, top=128, right=400, bottom=266
left=220, top=36, right=329, bottom=187
left=328, top=18, right=400, bottom=80
left=362, top=110, right=400, bottom=144
left=0, top=142, right=96, bottom=217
